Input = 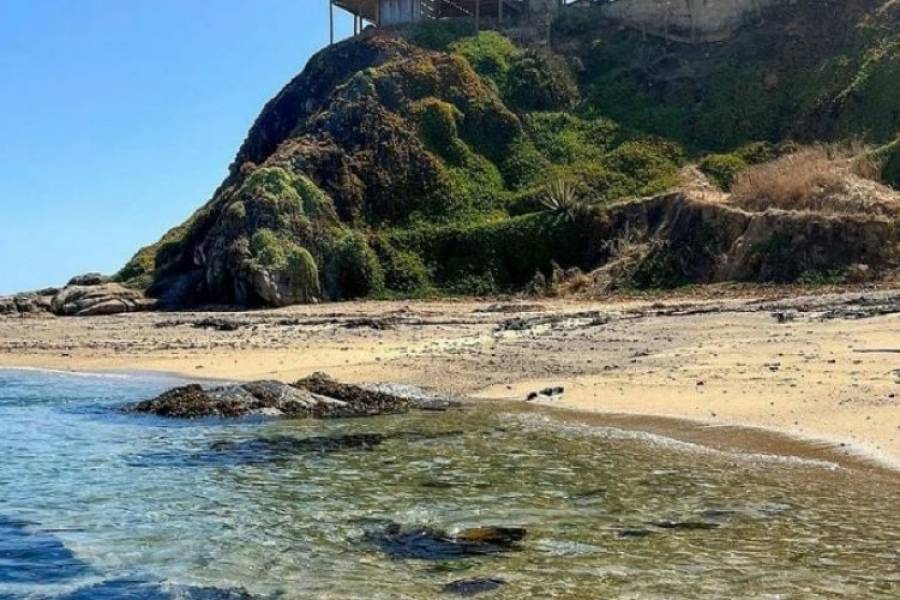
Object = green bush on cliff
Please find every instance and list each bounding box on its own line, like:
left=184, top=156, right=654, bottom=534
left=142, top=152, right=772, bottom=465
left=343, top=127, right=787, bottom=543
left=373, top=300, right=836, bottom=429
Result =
left=327, top=232, right=385, bottom=299
left=373, top=238, right=431, bottom=293
left=699, top=154, right=749, bottom=190
left=525, top=112, right=618, bottom=165
left=250, top=229, right=321, bottom=302
left=240, top=167, right=300, bottom=207
left=505, top=49, right=579, bottom=113
left=450, top=31, right=517, bottom=90
left=878, top=137, right=900, bottom=189
left=389, top=211, right=600, bottom=292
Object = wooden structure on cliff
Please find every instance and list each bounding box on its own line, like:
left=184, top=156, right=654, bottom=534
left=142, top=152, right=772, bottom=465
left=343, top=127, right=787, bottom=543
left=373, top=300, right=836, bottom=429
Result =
left=329, top=1, right=552, bottom=41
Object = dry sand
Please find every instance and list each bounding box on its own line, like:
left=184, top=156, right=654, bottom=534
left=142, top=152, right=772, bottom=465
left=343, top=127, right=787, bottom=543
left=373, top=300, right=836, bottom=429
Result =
left=2, top=289, right=899, bottom=471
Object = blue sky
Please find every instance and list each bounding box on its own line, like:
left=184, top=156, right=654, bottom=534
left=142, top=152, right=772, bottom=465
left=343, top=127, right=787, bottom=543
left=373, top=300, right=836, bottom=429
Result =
left=0, top=0, right=355, bottom=294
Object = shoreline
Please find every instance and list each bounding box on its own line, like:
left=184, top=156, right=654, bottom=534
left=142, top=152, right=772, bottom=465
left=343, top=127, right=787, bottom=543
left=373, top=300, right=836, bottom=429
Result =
left=2, top=290, right=899, bottom=477
left=2, top=361, right=896, bottom=478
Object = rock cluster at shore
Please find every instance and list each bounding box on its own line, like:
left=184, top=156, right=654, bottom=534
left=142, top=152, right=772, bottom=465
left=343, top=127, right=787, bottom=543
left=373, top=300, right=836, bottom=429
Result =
left=1, top=274, right=156, bottom=317
left=125, top=373, right=459, bottom=419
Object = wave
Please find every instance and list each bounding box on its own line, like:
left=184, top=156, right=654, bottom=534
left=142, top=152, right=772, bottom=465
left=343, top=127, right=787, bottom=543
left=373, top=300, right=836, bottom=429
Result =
left=504, top=412, right=842, bottom=471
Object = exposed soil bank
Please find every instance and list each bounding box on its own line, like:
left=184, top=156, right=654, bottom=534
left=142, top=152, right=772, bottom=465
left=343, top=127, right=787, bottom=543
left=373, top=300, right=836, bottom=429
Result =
left=2, top=289, right=899, bottom=472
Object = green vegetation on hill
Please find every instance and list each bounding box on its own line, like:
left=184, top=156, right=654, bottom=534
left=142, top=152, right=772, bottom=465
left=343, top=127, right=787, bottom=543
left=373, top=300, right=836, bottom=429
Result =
left=119, top=1, right=900, bottom=306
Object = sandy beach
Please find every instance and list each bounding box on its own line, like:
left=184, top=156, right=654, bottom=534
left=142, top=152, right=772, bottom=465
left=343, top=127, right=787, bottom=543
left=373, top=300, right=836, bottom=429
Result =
left=2, top=288, right=899, bottom=471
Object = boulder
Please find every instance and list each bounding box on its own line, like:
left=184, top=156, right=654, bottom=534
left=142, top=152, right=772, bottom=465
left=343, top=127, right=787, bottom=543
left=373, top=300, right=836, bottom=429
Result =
left=294, top=373, right=412, bottom=417
left=50, top=283, right=156, bottom=316
left=126, top=377, right=415, bottom=419
left=125, top=380, right=347, bottom=419
left=0, top=291, right=56, bottom=316
left=66, top=272, right=111, bottom=287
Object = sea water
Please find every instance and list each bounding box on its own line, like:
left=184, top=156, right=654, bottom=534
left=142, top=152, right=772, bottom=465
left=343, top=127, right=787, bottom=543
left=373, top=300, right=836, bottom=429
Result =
left=1, top=369, right=898, bottom=599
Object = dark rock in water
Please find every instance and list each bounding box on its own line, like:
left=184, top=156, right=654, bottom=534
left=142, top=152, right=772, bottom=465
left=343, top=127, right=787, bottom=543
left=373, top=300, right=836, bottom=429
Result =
left=215, top=433, right=387, bottom=457
left=650, top=520, right=720, bottom=531
left=57, top=579, right=254, bottom=600
left=66, top=272, right=111, bottom=287
left=367, top=523, right=526, bottom=560
left=125, top=380, right=349, bottom=419
left=0, top=516, right=92, bottom=584
left=132, top=433, right=389, bottom=468
left=126, top=375, right=455, bottom=420
left=294, top=372, right=411, bottom=417
left=361, top=382, right=463, bottom=411
left=617, top=528, right=655, bottom=539
left=441, top=577, right=506, bottom=596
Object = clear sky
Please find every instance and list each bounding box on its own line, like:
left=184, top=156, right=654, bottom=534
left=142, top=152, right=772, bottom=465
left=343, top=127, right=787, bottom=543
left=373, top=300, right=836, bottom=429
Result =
left=0, top=0, right=355, bottom=295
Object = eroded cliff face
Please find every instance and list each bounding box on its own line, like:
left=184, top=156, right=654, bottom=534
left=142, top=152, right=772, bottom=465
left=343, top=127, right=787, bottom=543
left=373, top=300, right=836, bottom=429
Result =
left=114, top=1, right=900, bottom=309
left=601, top=0, right=783, bottom=42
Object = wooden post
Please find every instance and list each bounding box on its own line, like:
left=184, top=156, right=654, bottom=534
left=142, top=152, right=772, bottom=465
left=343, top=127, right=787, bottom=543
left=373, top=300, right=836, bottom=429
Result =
left=329, top=0, right=334, bottom=45
left=475, top=0, right=480, bottom=30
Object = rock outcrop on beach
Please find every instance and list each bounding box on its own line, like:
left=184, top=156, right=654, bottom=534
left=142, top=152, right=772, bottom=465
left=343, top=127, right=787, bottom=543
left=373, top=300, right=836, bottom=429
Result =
left=112, top=0, right=899, bottom=308
left=50, top=283, right=156, bottom=316
left=1, top=281, right=156, bottom=317
left=125, top=374, right=455, bottom=419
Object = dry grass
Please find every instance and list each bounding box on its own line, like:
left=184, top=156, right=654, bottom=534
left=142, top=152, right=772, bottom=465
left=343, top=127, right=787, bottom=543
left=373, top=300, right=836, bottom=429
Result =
left=729, top=146, right=900, bottom=217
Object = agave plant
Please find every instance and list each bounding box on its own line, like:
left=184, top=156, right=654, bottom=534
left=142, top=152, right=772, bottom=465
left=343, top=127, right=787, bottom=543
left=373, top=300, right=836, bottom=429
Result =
left=539, top=176, right=582, bottom=219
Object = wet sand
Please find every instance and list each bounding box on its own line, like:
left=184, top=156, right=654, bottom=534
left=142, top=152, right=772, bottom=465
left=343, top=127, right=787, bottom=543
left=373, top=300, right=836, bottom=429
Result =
left=2, top=288, right=899, bottom=471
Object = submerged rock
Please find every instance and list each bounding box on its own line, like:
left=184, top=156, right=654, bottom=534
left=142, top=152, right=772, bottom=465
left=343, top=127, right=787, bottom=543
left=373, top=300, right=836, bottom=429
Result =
left=650, top=520, right=720, bottom=531
left=57, top=580, right=254, bottom=600
left=215, top=433, right=387, bottom=456
left=441, top=577, right=506, bottom=596
left=367, top=523, right=526, bottom=560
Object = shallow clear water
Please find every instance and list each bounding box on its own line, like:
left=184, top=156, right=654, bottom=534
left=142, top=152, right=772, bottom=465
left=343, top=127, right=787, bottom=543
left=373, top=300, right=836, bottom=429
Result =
left=1, top=369, right=899, bottom=599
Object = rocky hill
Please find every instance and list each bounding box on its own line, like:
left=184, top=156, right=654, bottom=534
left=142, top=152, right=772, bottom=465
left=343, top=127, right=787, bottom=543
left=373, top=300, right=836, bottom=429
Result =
left=113, top=0, right=900, bottom=309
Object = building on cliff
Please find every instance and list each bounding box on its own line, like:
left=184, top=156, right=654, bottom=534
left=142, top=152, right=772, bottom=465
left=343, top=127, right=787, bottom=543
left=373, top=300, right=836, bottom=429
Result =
left=330, top=0, right=783, bottom=43
left=330, top=1, right=553, bottom=35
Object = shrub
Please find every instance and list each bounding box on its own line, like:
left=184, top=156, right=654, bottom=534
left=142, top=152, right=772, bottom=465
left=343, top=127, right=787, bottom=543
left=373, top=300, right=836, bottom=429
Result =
left=378, top=244, right=431, bottom=292
left=294, top=174, right=336, bottom=219
left=450, top=31, right=517, bottom=89
left=412, top=97, right=464, bottom=156
left=730, top=146, right=888, bottom=214
left=249, top=229, right=320, bottom=302
left=699, top=153, right=749, bottom=190
left=389, top=211, right=602, bottom=292
left=539, top=176, right=582, bottom=220
left=284, top=246, right=320, bottom=301
left=405, top=19, right=475, bottom=51
left=525, top=112, right=618, bottom=165
left=505, top=50, right=580, bottom=112
left=240, top=167, right=300, bottom=206
left=875, top=136, right=900, bottom=189
left=327, top=232, right=385, bottom=299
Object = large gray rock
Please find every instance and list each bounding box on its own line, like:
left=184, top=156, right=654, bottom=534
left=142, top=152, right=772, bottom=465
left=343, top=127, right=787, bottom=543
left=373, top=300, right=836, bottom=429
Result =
left=125, top=376, right=419, bottom=419
left=50, top=283, right=156, bottom=316
left=66, top=272, right=111, bottom=287
left=0, top=291, right=57, bottom=316
left=126, top=379, right=368, bottom=419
